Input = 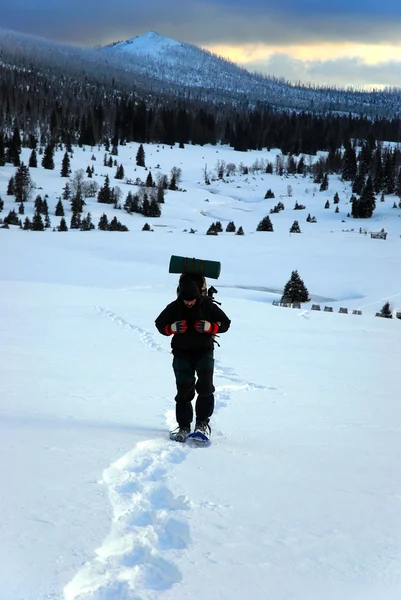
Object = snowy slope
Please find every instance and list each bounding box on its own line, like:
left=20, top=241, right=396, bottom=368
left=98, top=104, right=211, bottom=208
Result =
left=0, top=142, right=400, bottom=600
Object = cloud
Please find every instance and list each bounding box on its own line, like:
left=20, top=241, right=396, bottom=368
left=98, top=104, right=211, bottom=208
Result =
left=245, top=54, right=401, bottom=89
left=0, top=0, right=400, bottom=47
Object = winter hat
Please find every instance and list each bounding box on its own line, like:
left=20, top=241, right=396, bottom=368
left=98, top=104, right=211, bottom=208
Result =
left=179, top=279, right=200, bottom=301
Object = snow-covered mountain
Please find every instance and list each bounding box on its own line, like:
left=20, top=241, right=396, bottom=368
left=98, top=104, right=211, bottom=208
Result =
left=101, top=31, right=401, bottom=116
left=1, top=26, right=400, bottom=118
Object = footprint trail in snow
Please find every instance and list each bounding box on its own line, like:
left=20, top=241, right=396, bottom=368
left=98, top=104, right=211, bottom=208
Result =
left=64, top=307, right=275, bottom=598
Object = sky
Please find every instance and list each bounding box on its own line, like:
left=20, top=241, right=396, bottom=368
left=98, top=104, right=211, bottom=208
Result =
left=0, top=0, right=401, bottom=89
left=0, top=140, right=400, bottom=599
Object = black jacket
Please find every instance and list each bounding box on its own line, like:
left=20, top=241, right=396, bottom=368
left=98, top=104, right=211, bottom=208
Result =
left=155, top=296, right=231, bottom=356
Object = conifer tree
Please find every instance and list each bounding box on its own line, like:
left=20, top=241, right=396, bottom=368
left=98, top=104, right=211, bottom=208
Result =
left=236, top=226, right=244, bottom=235
left=156, top=183, right=165, bottom=204
left=14, top=163, right=34, bottom=202
left=62, top=182, right=71, bottom=200
left=281, top=270, right=310, bottom=303
left=146, top=171, right=154, bottom=187
left=58, top=217, right=68, bottom=232
left=341, top=146, right=357, bottom=181
left=4, top=209, right=20, bottom=226
left=97, top=175, right=113, bottom=204
left=18, top=202, right=24, bottom=215
left=23, top=217, right=32, bottom=230
left=289, top=220, right=301, bottom=233
left=358, top=176, right=376, bottom=218
left=333, top=192, right=340, bottom=204
left=149, top=198, right=161, bottom=217
left=115, top=164, right=124, bottom=180
left=141, top=194, right=151, bottom=217
left=319, top=173, right=329, bottom=191
left=7, top=176, right=15, bottom=196
left=0, top=197, right=3, bottom=212
left=226, top=221, right=236, bottom=232
left=32, top=212, right=45, bottom=231
left=256, top=215, right=274, bottom=231
left=80, top=212, right=94, bottom=231
left=136, top=144, right=145, bottom=167
left=61, top=152, right=71, bottom=177
left=98, top=213, right=109, bottom=230
left=41, top=144, right=55, bottom=170
left=380, top=301, right=392, bottom=318
left=70, top=212, right=81, bottom=229
left=55, top=199, right=65, bottom=216
left=395, top=169, right=401, bottom=198
left=373, top=147, right=383, bottom=193
left=29, top=149, right=38, bottom=168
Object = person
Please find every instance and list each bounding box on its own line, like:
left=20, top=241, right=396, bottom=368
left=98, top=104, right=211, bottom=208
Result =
left=155, top=275, right=231, bottom=442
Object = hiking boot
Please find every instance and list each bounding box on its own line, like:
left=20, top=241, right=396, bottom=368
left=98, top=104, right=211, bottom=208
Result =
left=171, top=425, right=190, bottom=443
left=194, top=421, right=211, bottom=437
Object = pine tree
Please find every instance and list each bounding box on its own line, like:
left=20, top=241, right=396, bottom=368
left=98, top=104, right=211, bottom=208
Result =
left=115, top=164, right=124, bottom=180
left=281, top=270, right=310, bottom=303
left=98, top=213, right=109, bottom=230
left=141, top=194, right=151, bottom=217
left=61, top=152, right=71, bottom=177
left=333, top=192, right=340, bottom=204
left=70, top=212, right=81, bottom=229
left=324, top=200, right=330, bottom=209
left=58, top=217, right=68, bottom=232
left=97, top=175, right=113, bottom=204
left=0, top=197, right=3, bottom=212
left=373, top=147, right=383, bottom=193
left=80, top=212, right=94, bottom=231
left=7, top=176, right=15, bottom=196
left=149, top=198, right=161, bottom=217
left=380, top=301, right=392, bottom=318
left=23, top=217, right=32, bottom=230
left=341, top=146, right=357, bottom=181
left=395, top=168, right=401, bottom=198
left=319, top=173, right=329, bottom=191
left=289, top=220, right=301, bottom=233
left=236, top=226, right=244, bottom=235
left=4, top=209, right=20, bottom=226
left=55, top=199, right=65, bottom=216
left=136, top=144, right=145, bottom=167
left=358, top=176, right=376, bottom=218
left=156, top=183, right=165, bottom=204
left=18, top=202, right=24, bottom=215
left=264, top=189, right=275, bottom=199
left=32, top=212, right=45, bottom=231
left=146, top=171, right=154, bottom=187
left=256, top=215, right=274, bottom=231
left=29, top=149, right=38, bottom=168
left=226, top=221, right=236, bottom=232
left=41, top=144, right=55, bottom=170
left=62, top=182, right=71, bottom=200
left=14, top=163, right=34, bottom=202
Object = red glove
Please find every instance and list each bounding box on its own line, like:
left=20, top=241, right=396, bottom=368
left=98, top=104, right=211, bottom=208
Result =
left=195, top=320, right=219, bottom=334
left=165, top=320, right=188, bottom=335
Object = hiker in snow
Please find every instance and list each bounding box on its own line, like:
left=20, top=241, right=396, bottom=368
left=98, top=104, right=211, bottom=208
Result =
left=155, top=275, right=231, bottom=441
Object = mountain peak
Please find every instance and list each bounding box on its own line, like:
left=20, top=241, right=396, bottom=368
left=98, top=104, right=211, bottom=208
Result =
left=106, top=31, right=183, bottom=57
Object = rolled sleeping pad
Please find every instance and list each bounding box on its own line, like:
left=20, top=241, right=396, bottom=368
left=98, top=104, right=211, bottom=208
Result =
left=168, top=255, right=221, bottom=279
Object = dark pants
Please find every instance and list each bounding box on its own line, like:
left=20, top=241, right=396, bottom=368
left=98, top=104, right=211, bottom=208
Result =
left=172, top=351, right=215, bottom=428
